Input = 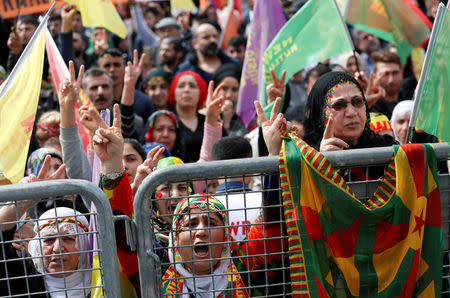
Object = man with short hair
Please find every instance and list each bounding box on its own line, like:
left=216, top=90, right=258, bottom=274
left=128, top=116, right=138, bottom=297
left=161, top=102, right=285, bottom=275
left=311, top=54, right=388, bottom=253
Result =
left=7, top=16, right=38, bottom=71
left=352, top=28, right=381, bottom=73
left=177, top=21, right=239, bottom=82
left=212, top=136, right=260, bottom=241
left=226, top=35, right=247, bottom=65
left=159, top=37, right=184, bottom=74
left=49, top=14, right=62, bottom=42
left=371, top=50, right=404, bottom=119
left=82, top=67, right=145, bottom=141
left=98, top=48, right=154, bottom=123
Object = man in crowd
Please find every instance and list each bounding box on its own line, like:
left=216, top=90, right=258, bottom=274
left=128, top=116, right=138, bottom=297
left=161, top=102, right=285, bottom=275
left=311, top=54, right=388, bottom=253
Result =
left=98, top=48, right=154, bottom=123
left=48, top=14, right=62, bottom=42
left=7, top=16, right=38, bottom=71
left=159, top=37, right=184, bottom=74
left=226, top=34, right=247, bottom=65
left=177, top=21, right=239, bottom=82
left=353, top=28, right=381, bottom=74
left=370, top=50, right=404, bottom=119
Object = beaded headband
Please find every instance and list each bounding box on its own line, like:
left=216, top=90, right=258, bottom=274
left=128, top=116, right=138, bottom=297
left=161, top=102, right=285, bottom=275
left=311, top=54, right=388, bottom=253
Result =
left=39, top=217, right=88, bottom=232
left=325, top=80, right=363, bottom=107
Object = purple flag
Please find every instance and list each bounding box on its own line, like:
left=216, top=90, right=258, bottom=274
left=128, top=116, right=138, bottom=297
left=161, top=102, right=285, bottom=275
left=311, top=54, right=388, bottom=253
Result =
left=236, top=0, right=286, bottom=127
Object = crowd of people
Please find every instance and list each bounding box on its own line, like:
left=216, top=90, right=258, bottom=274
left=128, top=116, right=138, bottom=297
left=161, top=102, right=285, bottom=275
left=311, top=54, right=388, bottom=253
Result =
left=0, top=0, right=449, bottom=296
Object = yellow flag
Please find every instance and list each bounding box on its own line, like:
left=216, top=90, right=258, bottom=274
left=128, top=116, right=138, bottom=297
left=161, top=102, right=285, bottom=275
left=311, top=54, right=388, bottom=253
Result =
left=170, top=0, right=196, bottom=12
left=64, top=0, right=128, bottom=39
left=0, top=12, right=48, bottom=183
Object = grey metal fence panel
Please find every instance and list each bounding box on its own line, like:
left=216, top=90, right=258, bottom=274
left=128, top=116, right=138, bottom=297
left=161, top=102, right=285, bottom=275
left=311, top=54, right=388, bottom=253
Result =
left=134, top=143, right=450, bottom=297
left=0, top=179, right=121, bottom=297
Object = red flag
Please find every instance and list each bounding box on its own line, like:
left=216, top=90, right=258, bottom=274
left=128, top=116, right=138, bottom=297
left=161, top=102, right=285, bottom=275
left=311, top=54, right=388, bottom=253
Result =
left=219, top=0, right=238, bottom=49
left=45, top=29, right=93, bottom=151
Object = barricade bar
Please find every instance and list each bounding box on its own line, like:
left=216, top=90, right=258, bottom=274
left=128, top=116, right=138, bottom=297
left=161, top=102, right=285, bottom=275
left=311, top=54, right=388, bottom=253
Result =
left=0, top=179, right=121, bottom=297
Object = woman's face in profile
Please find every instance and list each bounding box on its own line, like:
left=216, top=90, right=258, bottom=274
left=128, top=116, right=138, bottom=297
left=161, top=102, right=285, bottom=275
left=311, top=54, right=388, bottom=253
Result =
left=176, top=208, right=225, bottom=275
left=325, top=83, right=366, bottom=145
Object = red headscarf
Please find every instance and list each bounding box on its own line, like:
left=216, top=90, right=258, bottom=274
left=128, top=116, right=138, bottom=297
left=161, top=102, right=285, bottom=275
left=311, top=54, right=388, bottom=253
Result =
left=168, top=71, right=207, bottom=109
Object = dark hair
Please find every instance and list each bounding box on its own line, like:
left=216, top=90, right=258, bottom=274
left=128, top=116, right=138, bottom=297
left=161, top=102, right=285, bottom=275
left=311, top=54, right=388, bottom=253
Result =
left=212, top=136, right=252, bottom=160
left=99, top=47, right=125, bottom=61
left=82, top=67, right=112, bottom=88
left=143, top=6, right=159, bottom=17
left=371, top=50, right=401, bottom=72
left=49, top=14, right=62, bottom=22
left=305, top=64, right=331, bottom=83
left=212, top=63, right=242, bottom=87
left=161, top=37, right=184, bottom=53
left=124, top=138, right=146, bottom=161
left=227, top=35, right=247, bottom=48
left=18, top=16, right=38, bottom=27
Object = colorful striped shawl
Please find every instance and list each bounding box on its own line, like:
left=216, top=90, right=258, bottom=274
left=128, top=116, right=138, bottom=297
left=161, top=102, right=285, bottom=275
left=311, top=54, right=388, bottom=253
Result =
left=279, top=129, right=442, bottom=297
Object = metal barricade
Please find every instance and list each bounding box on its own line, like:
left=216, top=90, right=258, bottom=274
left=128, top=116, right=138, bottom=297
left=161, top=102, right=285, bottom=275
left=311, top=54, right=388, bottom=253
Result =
left=134, top=143, right=450, bottom=297
left=0, top=179, right=121, bottom=297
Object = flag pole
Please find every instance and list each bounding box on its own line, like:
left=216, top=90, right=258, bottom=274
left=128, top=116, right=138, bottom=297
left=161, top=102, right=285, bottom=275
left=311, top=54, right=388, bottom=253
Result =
left=406, top=3, right=446, bottom=142
left=0, top=1, right=56, bottom=97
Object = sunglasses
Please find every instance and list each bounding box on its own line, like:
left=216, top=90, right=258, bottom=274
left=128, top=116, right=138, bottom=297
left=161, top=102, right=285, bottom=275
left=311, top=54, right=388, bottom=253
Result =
left=328, top=97, right=365, bottom=111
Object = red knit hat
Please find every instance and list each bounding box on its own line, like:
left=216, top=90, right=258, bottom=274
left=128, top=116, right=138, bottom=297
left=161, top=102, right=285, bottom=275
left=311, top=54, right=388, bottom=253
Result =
left=168, top=71, right=207, bottom=109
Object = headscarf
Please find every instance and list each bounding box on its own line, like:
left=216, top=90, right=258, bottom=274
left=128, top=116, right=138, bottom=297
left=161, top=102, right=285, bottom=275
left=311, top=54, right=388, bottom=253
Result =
left=165, top=195, right=246, bottom=297
left=212, top=63, right=242, bottom=88
left=334, top=51, right=368, bottom=75
left=168, top=71, right=207, bottom=109
left=303, top=71, right=372, bottom=149
left=143, top=142, right=171, bottom=157
left=390, top=100, right=414, bottom=144
left=28, top=207, right=91, bottom=297
left=142, top=68, right=173, bottom=93
left=146, top=110, right=179, bottom=148
left=26, top=148, right=63, bottom=176
left=370, top=113, right=393, bottom=133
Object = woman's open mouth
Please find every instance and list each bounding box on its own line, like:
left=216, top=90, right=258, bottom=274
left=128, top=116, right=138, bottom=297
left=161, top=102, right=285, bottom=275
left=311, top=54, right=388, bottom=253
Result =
left=193, top=243, right=209, bottom=257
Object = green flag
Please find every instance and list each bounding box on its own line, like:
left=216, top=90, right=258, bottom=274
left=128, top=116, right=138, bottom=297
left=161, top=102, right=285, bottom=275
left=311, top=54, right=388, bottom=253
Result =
left=413, top=4, right=450, bottom=143
left=344, top=0, right=431, bottom=63
left=259, top=0, right=353, bottom=116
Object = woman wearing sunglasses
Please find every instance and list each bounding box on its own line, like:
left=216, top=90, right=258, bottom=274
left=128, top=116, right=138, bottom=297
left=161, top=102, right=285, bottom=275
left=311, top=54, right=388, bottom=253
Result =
left=302, top=71, right=396, bottom=152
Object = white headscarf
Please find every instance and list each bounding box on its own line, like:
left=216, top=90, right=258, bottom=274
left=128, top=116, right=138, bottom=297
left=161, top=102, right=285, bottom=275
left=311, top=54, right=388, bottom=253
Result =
left=390, top=100, right=414, bottom=144
left=28, top=207, right=91, bottom=297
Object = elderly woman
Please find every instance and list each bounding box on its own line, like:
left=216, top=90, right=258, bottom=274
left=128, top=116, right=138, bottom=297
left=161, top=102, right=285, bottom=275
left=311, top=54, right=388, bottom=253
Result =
left=255, top=71, right=396, bottom=181
left=163, top=195, right=285, bottom=297
left=0, top=205, right=91, bottom=297
left=390, top=100, right=414, bottom=145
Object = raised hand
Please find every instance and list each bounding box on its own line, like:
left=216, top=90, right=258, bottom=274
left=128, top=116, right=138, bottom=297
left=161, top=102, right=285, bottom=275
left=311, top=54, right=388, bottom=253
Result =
left=266, top=69, right=286, bottom=104
left=254, top=97, right=284, bottom=156
left=365, top=72, right=386, bottom=108
left=205, top=81, right=224, bottom=127
left=354, top=71, right=368, bottom=92
left=7, top=26, right=22, bottom=54
left=61, top=4, right=78, bottom=33
left=78, top=105, right=104, bottom=136
left=59, top=61, right=84, bottom=128
left=92, top=104, right=124, bottom=174
left=93, top=29, right=109, bottom=55
left=319, top=114, right=349, bottom=152
left=58, top=61, right=84, bottom=108
left=130, top=49, right=146, bottom=85
left=131, top=146, right=165, bottom=196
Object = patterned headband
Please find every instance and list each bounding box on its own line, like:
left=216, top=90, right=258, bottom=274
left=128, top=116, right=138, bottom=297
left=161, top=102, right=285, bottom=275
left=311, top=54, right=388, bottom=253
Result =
left=39, top=217, right=88, bottom=232
left=326, top=80, right=363, bottom=106
left=173, top=194, right=228, bottom=230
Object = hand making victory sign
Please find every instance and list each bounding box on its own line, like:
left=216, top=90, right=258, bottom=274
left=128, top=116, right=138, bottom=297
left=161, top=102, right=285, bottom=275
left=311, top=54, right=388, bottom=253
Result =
left=266, top=69, right=287, bottom=104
